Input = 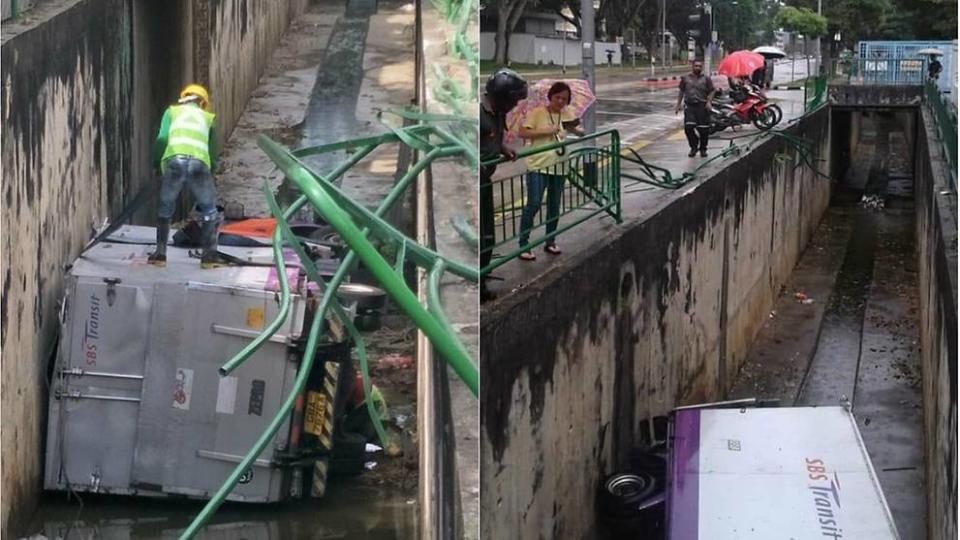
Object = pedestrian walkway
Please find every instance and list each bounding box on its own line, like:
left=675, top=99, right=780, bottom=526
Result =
left=483, top=90, right=806, bottom=300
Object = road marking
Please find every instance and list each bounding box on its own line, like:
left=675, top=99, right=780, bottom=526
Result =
left=624, top=139, right=651, bottom=152
left=668, top=130, right=687, bottom=141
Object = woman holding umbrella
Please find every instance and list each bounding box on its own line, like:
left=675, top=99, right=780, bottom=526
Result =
left=516, top=81, right=585, bottom=260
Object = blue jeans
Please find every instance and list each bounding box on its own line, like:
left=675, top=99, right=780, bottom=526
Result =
left=158, top=155, right=218, bottom=220
left=519, top=171, right=564, bottom=248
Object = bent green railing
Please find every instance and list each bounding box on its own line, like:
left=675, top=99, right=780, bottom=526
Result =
left=804, top=75, right=827, bottom=112
left=179, top=122, right=478, bottom=539
left=924, top=80, right=958, bottom=189
left=480, top=129, right=621, bottom=275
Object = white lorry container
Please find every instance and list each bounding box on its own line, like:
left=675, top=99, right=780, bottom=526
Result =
left=44, top=227, right=351, bottom=502
left=665, top=405, right=900, bottom=539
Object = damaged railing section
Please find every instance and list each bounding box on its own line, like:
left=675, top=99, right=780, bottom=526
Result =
left=179, top=123, right=478, bottom=539
left=480, top=130, right=622, bottom=275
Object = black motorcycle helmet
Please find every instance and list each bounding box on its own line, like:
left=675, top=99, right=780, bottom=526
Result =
left=485, top=69, right=528, bottom=113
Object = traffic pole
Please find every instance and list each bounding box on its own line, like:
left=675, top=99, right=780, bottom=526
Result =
left=581, top=0, right=596, bottom=133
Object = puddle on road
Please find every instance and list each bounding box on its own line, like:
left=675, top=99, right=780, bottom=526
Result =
left=20, top=479, right=415, bottom=539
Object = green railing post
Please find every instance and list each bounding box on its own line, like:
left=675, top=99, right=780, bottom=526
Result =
left=479, top=130, right=622, bottom=274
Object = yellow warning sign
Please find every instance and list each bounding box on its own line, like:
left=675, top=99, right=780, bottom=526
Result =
left=304, top=391, right=327, bottom=436
left=246, top=307, right=265, bottom=329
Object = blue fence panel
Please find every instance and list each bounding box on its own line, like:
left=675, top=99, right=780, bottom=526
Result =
left=858, top=40, right=956, bottom=93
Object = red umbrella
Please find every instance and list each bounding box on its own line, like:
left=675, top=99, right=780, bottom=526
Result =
left=717, top=50, right=766, bottom=77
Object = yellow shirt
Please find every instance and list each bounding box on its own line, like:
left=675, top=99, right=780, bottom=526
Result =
left=523, top=106, right=576, bottom=172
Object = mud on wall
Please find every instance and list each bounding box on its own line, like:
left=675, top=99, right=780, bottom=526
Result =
left=480, top=108, right=833, bottom=539
left=914, top=106, right=958, bottom=540
left=0, top=0, right=132, bottom=535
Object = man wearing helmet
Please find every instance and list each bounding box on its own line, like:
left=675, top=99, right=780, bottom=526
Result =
left=480, top=68, right=527, bottom=301
left=149, top=84, right=222, bottom=268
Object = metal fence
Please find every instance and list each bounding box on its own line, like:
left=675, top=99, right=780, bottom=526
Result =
left=828, top=58, right=929, bottom=86
left=857, top=40, right=956, bottom=94
left=480, top=129, right=621, bottom=275
left=924, top=80, right=958, bottom=188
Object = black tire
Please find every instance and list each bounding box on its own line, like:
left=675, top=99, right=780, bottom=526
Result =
left=752, top=106, right=778, bottom=130
left=768, top=103, right=783, bottom=125
left=598, top=473, right=659, bottom=518
left=354, top=313, right=381, bottom=332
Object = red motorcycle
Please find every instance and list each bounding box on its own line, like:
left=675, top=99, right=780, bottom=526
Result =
left=709, top=85, right=782, bottom=134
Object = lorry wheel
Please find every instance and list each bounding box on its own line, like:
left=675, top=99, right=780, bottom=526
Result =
left=354, top=313, right=381, bottom=332
left=598, top=472, right=659, bottom=518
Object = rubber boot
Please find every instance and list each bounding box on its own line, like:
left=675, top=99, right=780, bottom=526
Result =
left=147, top=218, right=170, bottom=267
left=199, top=218, right=225, bottom=269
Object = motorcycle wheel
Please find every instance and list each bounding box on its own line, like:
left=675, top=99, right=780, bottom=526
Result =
left=768, top=103, right=783, bottom=125
left=752, top=107, right=778, bottom=130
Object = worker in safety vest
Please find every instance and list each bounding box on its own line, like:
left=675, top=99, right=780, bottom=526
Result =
left=148, top=84, right=223, bottom=268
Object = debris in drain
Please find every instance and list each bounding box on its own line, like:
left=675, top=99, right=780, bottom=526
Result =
left=860, top=194, right=886, bottom=210
left=379, top=353, right=414, bottom=370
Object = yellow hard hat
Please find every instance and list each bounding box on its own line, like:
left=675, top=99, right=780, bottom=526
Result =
left=179, top=84, right=210, bottom=110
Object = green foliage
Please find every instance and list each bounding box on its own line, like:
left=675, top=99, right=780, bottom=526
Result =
left=775, top=6, right=828, bottom=36
left=714, top=0, right=764, bottom=50
left=781, top=0, right=957, bottom=47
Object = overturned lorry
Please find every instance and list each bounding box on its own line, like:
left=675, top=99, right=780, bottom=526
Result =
left=43, top=225, right=381, bottom=502
left=598, top=401, right=901, bottom=539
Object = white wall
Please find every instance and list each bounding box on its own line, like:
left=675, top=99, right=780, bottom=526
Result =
left=480, top=32, right=621, bottom=66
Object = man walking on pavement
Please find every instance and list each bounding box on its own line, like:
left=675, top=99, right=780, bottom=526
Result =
left=675, top=60, right=716, bottom=157
left=149, top=84, right=223, bottom=268
left=480, top=69, right=527, bottom=301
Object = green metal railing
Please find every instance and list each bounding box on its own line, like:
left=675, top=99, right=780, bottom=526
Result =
left=924, top=80, right=958, bottom=189
left=179, top=122, right=478, bottom=539
left=804, top=75, right=827, bottom=112
left=480, top=130, right=621, bottom=275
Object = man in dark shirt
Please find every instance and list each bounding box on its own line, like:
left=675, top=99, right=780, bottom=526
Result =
left=928, top=56, right=943, bottom=81
left=480, top=69, right=527, bottom=301
left=675, top=60, right=716, bottom=157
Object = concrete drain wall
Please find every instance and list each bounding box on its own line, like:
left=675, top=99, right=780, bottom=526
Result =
left=914, top=105, right=958, bottom=540
left=480, top=107, right=834, bottom=539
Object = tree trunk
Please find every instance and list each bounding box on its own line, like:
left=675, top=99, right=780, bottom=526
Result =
left=495, top=4, right=509, bottom=64
left=493, top=0, right=530, bottom=65
left=505, top=0, right=530, bottom=65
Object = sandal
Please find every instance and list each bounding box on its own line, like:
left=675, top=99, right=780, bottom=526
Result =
left=519, top=251, right=536, bottom=261
left=545, top=244, right=562, bottom=255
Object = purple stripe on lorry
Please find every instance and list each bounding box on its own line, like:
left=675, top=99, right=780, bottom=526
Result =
left=667, top=409, right=700, bottom=540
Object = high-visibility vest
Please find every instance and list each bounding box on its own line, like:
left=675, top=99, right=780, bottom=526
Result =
left=162, top=104, right=215, bottom=169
